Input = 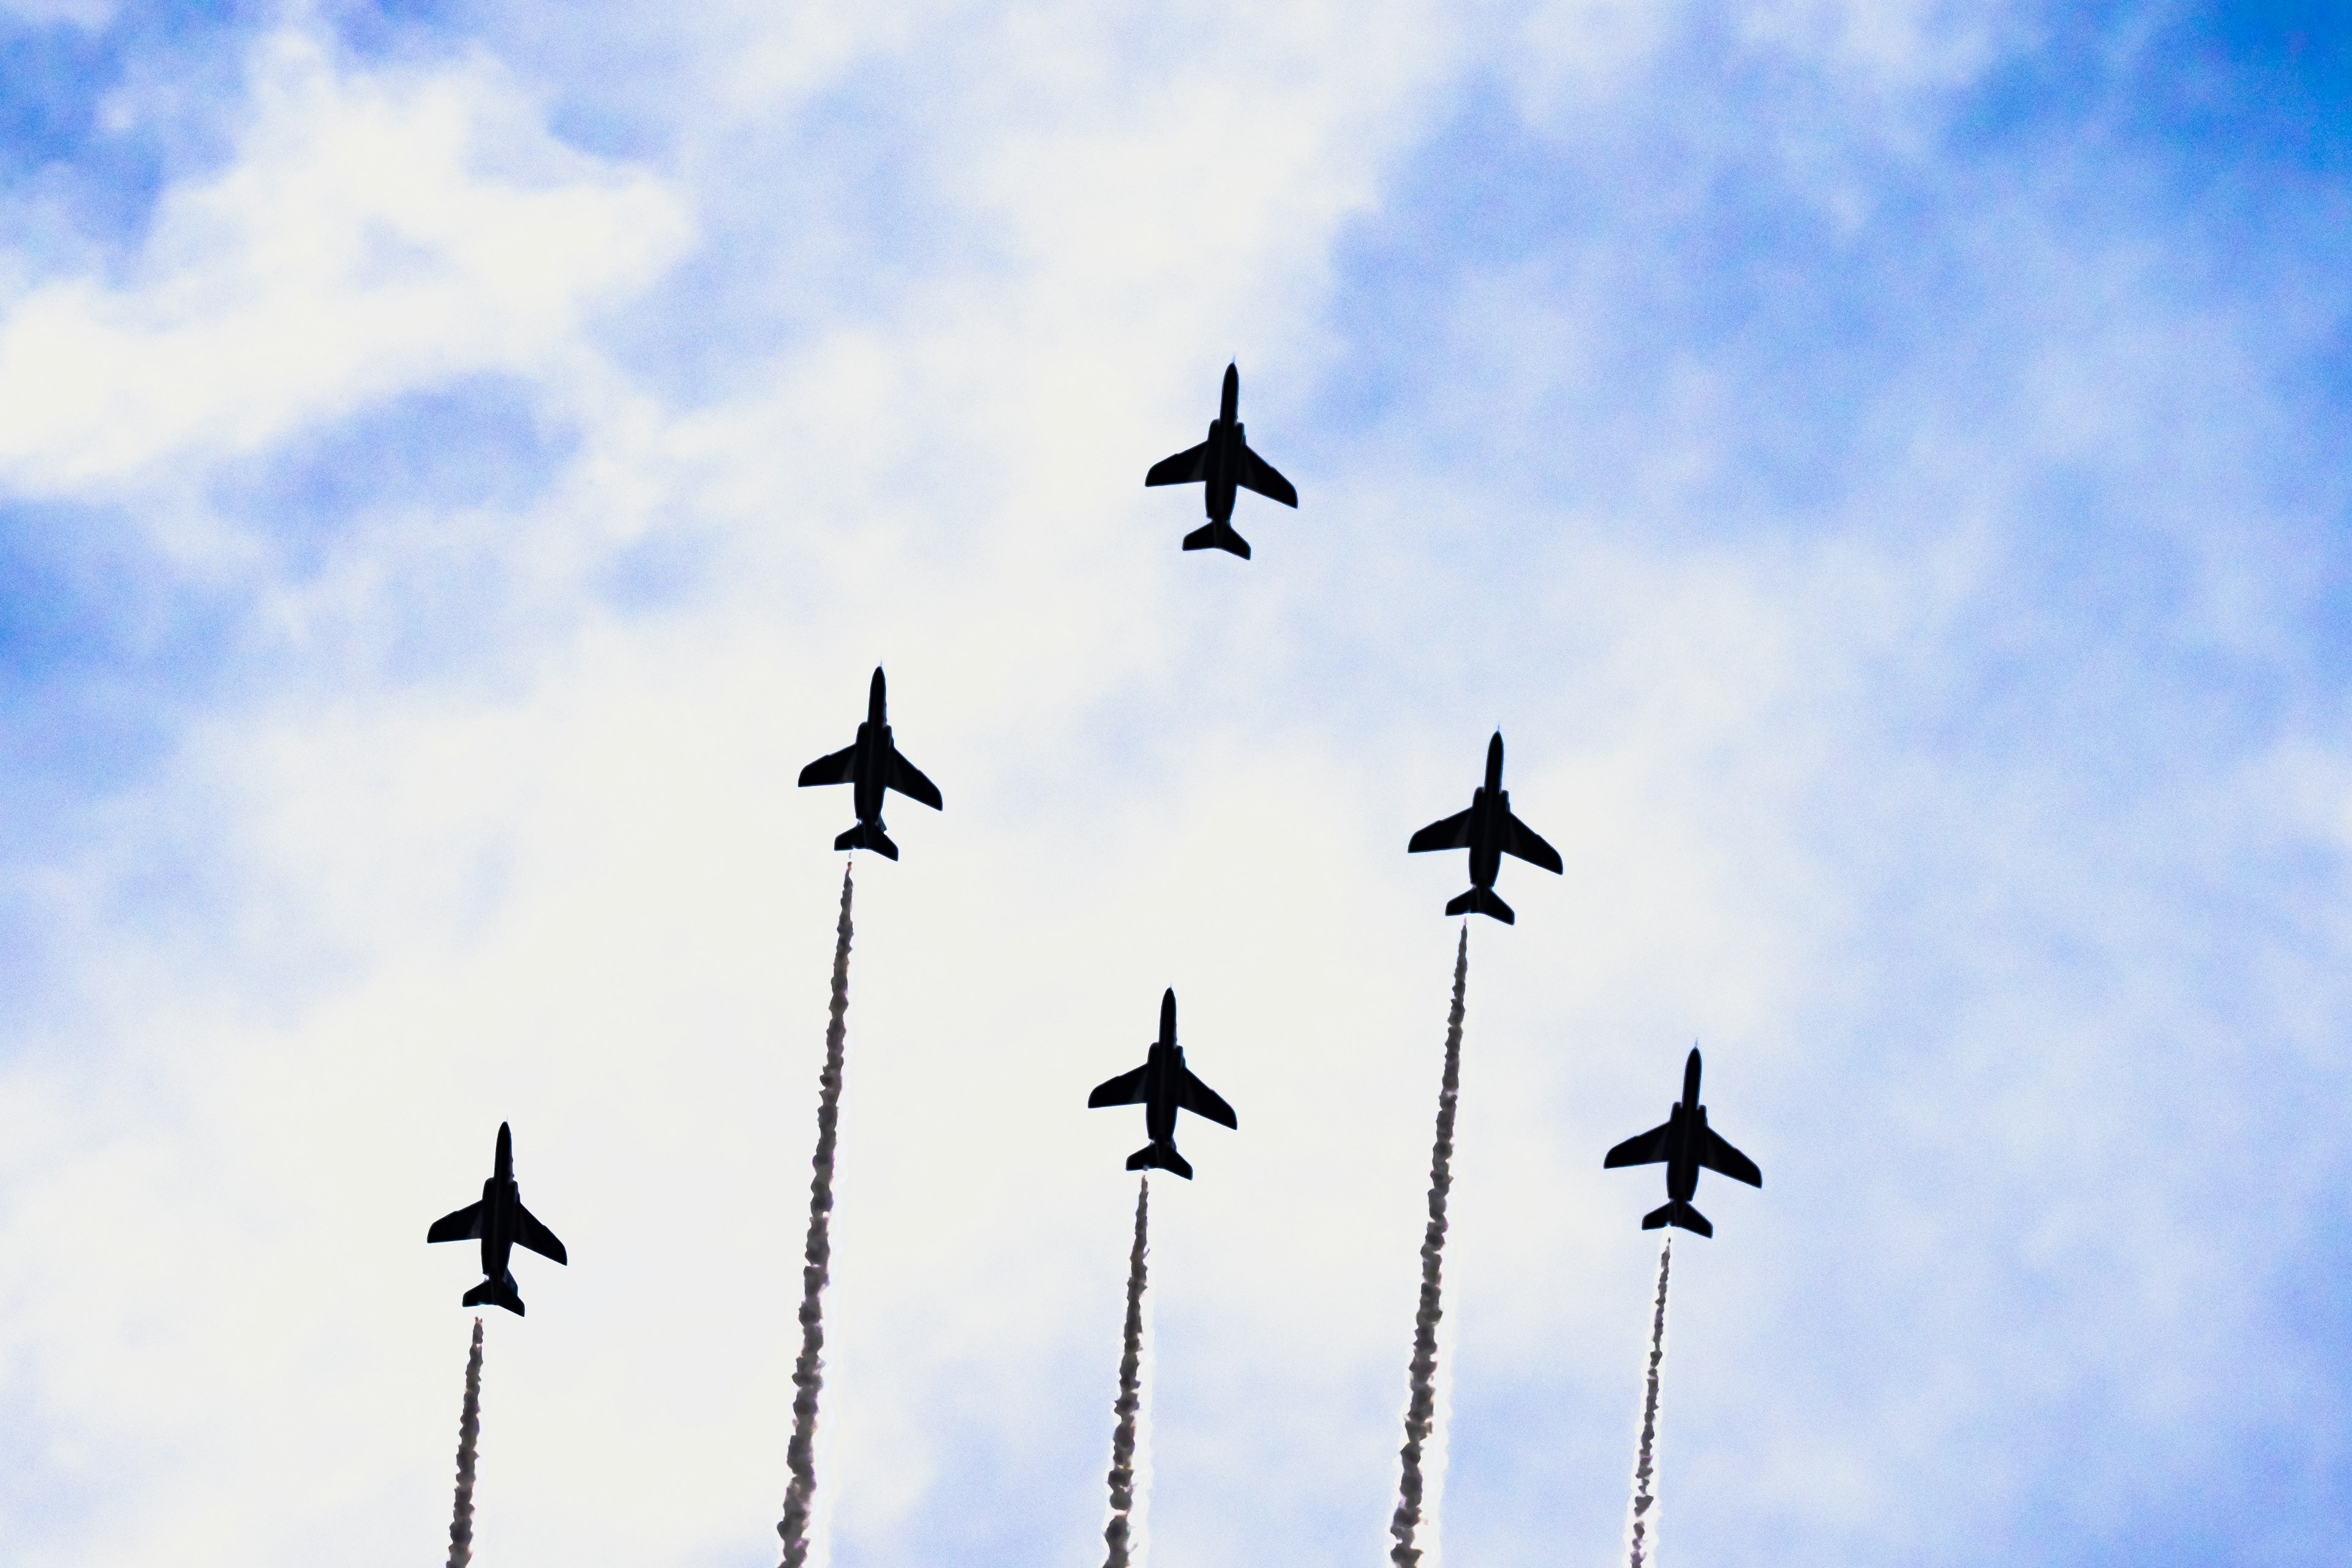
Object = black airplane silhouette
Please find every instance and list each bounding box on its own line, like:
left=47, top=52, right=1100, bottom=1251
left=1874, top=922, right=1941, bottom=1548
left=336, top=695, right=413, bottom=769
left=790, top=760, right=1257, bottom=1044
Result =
left=1087, top=988, right=1237, bottom=1180
left=427, top=1122, right=568, bottom=1314
left=1144, top=363, right=1297, bottom=559
left=797, top=666, right=943, bottom=859
left=1406, top=731, right=1562, bottom=924
left=1603, top=1047, right=1762, bottom=1237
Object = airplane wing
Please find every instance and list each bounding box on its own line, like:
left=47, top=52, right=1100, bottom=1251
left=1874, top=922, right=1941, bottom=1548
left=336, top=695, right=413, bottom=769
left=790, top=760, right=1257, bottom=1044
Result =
left=1698, top=1127, right=1762, bottom=1188
left=1408, top=809, right=1474, bottom=853
left=1088, top=1065, right=1150, bottom=1107
left=427, top=1201, right=484, bottom=1244
left=1145, top=442, right=1208, bottom=487
left=1603, top=1122, right=1675, bottom=1168
left=514, top=1203, right=568, bottom=1265
left=887, top=747, right=943, bottom=810
left=1175, top=1066, right=1238, bottom=1129
left=797, top=744, right=858, bottom=788
left=1502, top=810, right=1564, bottom=873
left=1238, top=444, right=1297, bottom=508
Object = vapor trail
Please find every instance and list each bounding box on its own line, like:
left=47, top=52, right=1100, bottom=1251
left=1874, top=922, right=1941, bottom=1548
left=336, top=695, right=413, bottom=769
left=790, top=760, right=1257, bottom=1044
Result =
left=446, top=1316, right=484, bottom=1568
left=777, top=862, right=854, bottom=1568
left=1104, top=1175, right=1151, bottom=1568
left=1627, top=1238, right=1672, bottom=1568
left=1390, top=924, right=1469, bottom=1568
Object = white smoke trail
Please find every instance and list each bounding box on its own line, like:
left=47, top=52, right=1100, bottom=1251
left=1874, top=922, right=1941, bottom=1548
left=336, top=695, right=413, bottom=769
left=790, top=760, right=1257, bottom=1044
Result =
left=1423, top=1291, right=1456, bottom=1568
left=777, top=863, right=854, bottom=1568
left=446, top=1316, right=484, bottom=1568
left=1104, top=1174, right=1151, bottom=1568
left=1627, top=1237, right=1672, bottom=1568
left=1389, top=924, right=1469, bottom=1568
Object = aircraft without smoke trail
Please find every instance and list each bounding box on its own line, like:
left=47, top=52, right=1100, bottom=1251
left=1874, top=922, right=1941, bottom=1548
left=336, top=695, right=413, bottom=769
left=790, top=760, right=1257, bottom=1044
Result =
left=1604, top=1047, right=1762, bottom=1237
left=427, top=1122, right=568, bottom=1315
left=797, top=666, right=943, bottom=859
left=1144, top=362, right=1297, bottom=559
left=1087, top=988, right=1237, bottom=1180
left=1407, top=731, right=1562, bottom=924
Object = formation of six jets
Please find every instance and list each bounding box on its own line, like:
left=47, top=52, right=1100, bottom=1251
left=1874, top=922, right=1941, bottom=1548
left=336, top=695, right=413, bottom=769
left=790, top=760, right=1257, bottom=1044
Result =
left=426, top=361, right=1760, bottom=1311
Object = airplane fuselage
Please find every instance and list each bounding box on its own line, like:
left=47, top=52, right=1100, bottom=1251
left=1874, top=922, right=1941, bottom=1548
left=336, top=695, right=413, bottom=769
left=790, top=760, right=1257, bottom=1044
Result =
left=1463, top=734, right=1513, bottom=889
left=1087, top=988, right=1234, bottom=1181
left=1140, top=1041, right=1185, bottom=1149
left=479, top=1128, right=521, bottom=1281
left=477, top=1176, right=521, bottom=1283
left=1664, top=1053, right=1706, bottom=1202
left=1199, top=364, right=1246, bottom=522
left=852, top=671, right=893, bottom=827
left=1602, top=1046, right=1757, bottom=1237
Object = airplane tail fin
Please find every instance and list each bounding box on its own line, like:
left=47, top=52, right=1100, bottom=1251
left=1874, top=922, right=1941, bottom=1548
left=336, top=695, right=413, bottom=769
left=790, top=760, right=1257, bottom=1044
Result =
left=1126, top=1142, right=1194, bottom=1180
left=1182, top=522, right=1251, bottom=560
left=1642, top=1200, right=1712, bottom=1238
left=462, top=1271, right=526, bottom=1314
left=834, top=822, right=900, bottom=860
left=1445, top=886, right=1515, bottom=924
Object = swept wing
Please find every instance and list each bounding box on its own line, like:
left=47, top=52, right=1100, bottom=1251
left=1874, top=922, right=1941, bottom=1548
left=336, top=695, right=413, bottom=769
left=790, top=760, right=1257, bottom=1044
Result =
left=1237, top=445, right=1297, bottom=508
left=1408, top=809, right=1476, bottom=853
left=797, top=744, right=859, bottom=788
left=427, top=1202, right=484, bottom=1244
left=1603, top=1122, right=1675, bottom=1168
left=514, top=1204, right=568, bottom=1265
left=1088, top=1065, right=1151, bottom=1108
left=1502, top=811, right=1563, bottom=873
left=888, top=748, right=943, bottom=810
left=1697, top=1128, right=1762, bottom=1188
left=1175, top=1067, right=1237, bottom=1129
left=1146, top=443, right=1209, bottom=487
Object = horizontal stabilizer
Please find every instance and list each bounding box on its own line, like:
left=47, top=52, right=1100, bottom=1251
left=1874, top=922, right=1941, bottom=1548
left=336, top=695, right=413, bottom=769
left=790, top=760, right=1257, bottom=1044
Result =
left=1176, top=1066, right=1237, bottom=1129
left=426, top=1201, right=484, bottom=1245
left=1088, top=1065, right=1150, bottom=1109
left=1604, top=1122, right=1675, bottom=1169
left=1698, top=1126, right=1763, bottom=1188
left=1408, top=809, right=1474, bottom=854
left=516, top=1204, right=568, bottom=1265
left=834, top=822, right=900, bottom=860
left=1445, top=885, right=1515, bottom=924
left=1147, top=442, right=1208, bottom=487
left=1642, top=1200, right=1712, bottom=1238
left=1182, top=522, right=1251, bottom=559
left=1126, top=1142, right=1194, bottom=1180
left=887, top=748, right=943, bottom=810
left=462, top=1272, right=526, bottom=1315
left=1238, top=444, right=1297, bottom=507
left=1503, top=811, right=1564, bottom=873
left=797, top=744, right=859, bottom=788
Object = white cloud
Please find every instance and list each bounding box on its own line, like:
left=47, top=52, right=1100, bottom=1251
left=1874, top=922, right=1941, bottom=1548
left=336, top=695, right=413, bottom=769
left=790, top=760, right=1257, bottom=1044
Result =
left=0, top=29, right=692, bottom=499
left=4, top=2, right=2351, bottom=1567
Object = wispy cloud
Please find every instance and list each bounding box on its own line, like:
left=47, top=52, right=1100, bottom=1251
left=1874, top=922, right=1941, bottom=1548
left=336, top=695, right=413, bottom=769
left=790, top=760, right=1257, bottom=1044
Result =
left=2, top=4, right=2351, bottom=1568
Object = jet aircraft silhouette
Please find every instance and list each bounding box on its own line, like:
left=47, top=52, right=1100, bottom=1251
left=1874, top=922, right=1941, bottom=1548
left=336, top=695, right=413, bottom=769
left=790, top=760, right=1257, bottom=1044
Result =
left=1603, top=1047, right=1762, bottom=1237
left=1144, top=363, right=1297, bottom=559
left=426, top=1122, right=568, bottom=1315
left=1407, top=731, right=1562, bottom=923
left=797, top=666, right=943, bottom=859
left=1087, top=988, right=1237, bottom=1180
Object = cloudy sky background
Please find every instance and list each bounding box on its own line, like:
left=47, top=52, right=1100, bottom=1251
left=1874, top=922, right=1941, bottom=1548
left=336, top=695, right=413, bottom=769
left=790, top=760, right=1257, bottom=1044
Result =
left=2, top=0, right=2350, bottom=1564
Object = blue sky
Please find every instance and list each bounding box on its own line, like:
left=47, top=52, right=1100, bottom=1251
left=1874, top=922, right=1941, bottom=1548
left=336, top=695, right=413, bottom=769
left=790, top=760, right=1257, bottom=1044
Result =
left=2, top=2, right=2350, bottom=1566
